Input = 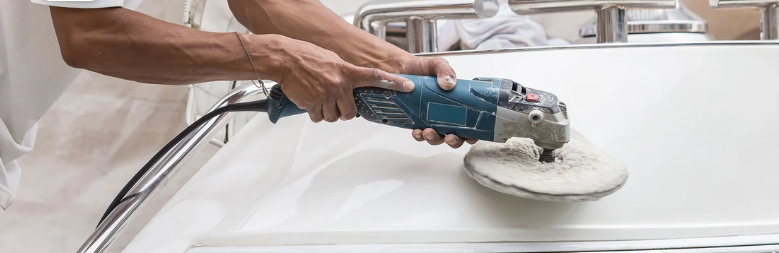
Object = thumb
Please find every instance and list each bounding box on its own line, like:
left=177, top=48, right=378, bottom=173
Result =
left=350, top=67, right=415, bottom=92
left=429, top=57, right=457, bottom=90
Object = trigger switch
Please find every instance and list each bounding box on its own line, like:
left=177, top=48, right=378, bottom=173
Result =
left=526, top=94, right=539, bottom=103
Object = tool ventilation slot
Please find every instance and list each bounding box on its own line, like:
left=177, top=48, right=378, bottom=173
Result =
left=365, top=97, right=413, bottom=125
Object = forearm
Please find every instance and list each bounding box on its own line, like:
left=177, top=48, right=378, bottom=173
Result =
left=227, top=0, right=411, bottom=69
left=50, top=7, right=288, bottom=85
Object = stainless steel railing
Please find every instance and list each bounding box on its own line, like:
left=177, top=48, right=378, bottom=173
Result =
left=75, top=83, right=265, bottom=253
left=710, top=0, right=779, bottom=40
left=354, top=0, right=500, bottom=53
left=508, top=0, right=677, bottom=43
left=578, top=1, right=709, bottom=39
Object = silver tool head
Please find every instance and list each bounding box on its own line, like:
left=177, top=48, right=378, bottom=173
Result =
left=475, top=78, right=571, bottom=160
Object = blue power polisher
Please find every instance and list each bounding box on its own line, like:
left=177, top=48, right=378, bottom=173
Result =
left=265, top=74, right=570, bottom=162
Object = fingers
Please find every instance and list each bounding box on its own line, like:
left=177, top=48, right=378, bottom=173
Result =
left=322, top=102, right=339, bottom=123
left=315, top=97, right=357, bottom=122
left=422, top=128, right=444, bottom=145
left=336, top=96, right=357, bottom=120
left=428, top=57, right=457, bottom=90
left=412, top=129, right=425, bottom=142
left=351, top=67, right=414, bottom=92
left=421, top=129, right=445, bottom=145
left=412, top=128, right=475, bottom=148
left=444, top=134, right=465, bottom=149
left=307, top=105, right=324, bottom=123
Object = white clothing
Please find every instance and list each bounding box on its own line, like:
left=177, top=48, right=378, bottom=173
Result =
left=0, top=0, right=137, bottom=210
left=437, top=3, right=569, bottom=50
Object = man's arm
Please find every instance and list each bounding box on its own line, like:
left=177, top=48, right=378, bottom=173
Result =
left=49, top=7, right=275, bottom=85
left=227, top=1, right=407, bottom=70
left=227, top=0, right=475, bottom=147
left=226, top=0, right=458, bottom=90
left=50, top=4, right=473, bottom=148
left=49, top=6, right=414, bottom=123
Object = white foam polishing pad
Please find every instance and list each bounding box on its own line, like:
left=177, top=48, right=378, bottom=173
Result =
left=464, top=130, right=628, bottom=202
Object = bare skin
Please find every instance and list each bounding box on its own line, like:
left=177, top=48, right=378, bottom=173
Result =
left=48, top=1, right=476, bottom=148
left=225, top=0, right=476, bottom=147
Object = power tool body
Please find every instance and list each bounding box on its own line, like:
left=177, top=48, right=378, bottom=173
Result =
left=266, top=75, right=570, bottom=162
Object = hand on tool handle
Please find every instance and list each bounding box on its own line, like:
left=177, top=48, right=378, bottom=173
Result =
left=385, top=55, right=480, bottom=148
left=228, top=0, right=476, bottom=148
left=275, top=39, right=413, bottom=122
left=274, top=39, right=475, bottom=148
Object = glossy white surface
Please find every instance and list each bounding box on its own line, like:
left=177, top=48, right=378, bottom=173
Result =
left=124, top=43, right=779, bottom=253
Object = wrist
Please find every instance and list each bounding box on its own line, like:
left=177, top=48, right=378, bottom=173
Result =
left=331, top=28, right=413, bottom=70
left=244, top=34, right=291, bottom=82
left=355, top=52, right=415, bottom=73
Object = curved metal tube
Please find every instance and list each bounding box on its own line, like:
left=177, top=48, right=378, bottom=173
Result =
left=75, top=83, right=265, bottom=253
left=597, top=6, right=628, bottom=43
left=183, top=0, right=207, bottom=30
left=580, top=20, right=708, bottom=37
left=354, top=0, right=499, bottom=32
left=354, top=0, right=500, bottom=53
left=766, top=4, right=779, bottom=39
left=508, top=0, right=676, bottom=43
left=710, top=0, right=779, bottom=40
left=711, top=0, right=777, bottom=8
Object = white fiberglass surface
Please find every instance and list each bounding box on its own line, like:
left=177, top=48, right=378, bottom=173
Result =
left=124, top=43, right=779, bottom=253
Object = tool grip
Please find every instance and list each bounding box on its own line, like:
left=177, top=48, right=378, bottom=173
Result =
left=264, top=84, right=389, bottom=123
left=266, top=74, right=500, bottom=141
left=266, top=85, right=307, bottom=123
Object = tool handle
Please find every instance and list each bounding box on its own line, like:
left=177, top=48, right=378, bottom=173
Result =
left=266, top=85, right=307, bottom=123
left=267, top=74, right=501, bottom=141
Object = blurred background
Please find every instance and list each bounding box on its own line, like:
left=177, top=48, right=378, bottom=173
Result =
left=0, top=0, right=763, bottom=252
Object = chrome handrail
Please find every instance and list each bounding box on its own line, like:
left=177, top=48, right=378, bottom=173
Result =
left=183, top=0, right=207, bottom=30
left=508, top=0, right=676, bottom=43
left=710, top=0, right=779, bottom=40
left=578, top=1, right=708, bottom=38
left=75, top=83, right=265, bottom=253
left=354, top=0, right=500, bottom=53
